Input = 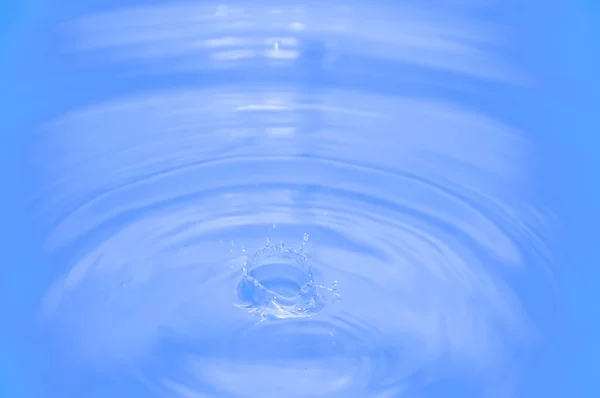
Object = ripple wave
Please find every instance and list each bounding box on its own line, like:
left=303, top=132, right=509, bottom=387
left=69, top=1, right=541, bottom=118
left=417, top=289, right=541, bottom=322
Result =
left=32, top=2, right=554, bottom=398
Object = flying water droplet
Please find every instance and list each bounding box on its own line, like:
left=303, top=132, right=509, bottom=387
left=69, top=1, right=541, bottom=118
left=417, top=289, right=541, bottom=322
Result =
left=331, top=280, right=341, bottom=301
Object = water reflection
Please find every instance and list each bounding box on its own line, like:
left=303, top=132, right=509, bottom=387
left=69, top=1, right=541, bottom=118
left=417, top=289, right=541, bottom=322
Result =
left=34, top=2, right=552, bottom=397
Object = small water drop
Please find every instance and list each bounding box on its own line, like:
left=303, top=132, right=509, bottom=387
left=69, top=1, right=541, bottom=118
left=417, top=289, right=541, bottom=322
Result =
left=331, top=280, right=341, bottom=301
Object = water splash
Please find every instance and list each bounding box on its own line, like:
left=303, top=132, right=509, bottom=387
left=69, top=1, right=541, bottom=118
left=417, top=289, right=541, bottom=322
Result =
left=235, top=236, right=339, bottom=320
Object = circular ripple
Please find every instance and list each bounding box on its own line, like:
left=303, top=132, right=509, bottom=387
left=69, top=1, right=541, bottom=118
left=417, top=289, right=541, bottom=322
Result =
left=30, top=3, right=555, bottom=398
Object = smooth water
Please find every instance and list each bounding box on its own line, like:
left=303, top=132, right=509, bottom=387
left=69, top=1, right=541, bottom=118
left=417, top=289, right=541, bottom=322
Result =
left=3, top=1, right=598, bottom=398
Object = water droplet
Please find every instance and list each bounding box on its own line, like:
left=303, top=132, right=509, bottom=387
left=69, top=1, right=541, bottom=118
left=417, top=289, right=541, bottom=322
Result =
left=331, top=280, right=341, bottom=301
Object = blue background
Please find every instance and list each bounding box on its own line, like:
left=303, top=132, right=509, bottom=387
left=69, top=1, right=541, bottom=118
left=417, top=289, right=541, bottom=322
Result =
left=1, top=1, right=598, bottom=396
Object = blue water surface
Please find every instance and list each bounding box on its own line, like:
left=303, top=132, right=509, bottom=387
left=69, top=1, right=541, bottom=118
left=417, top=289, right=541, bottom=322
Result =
left=1, top=1, right=599, bottom=397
